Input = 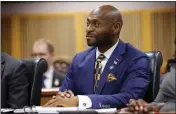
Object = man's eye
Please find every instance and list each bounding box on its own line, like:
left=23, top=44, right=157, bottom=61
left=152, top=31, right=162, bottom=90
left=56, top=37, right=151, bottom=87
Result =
left=87, top=22, right=90, bottom=26
left=94, top=22, right=100, bottom=27
left=39, top=53, right=46, bottom=56
left=31, top=54, right=36, bottom=57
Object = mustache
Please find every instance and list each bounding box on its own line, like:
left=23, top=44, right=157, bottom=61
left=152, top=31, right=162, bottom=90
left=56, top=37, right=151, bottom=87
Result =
left=86, top=33, right=96, bottom=37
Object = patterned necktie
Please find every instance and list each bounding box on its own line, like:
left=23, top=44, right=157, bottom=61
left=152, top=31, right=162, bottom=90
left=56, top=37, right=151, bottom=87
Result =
left=94, top=54, right=105, bottom=93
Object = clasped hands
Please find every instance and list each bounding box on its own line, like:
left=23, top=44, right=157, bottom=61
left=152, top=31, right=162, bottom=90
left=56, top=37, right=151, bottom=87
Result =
left=122, top=99, right=162, bottom=114
left=43, top=92, right=162, bottom=113
left=43, top=90, right=79, bottom=107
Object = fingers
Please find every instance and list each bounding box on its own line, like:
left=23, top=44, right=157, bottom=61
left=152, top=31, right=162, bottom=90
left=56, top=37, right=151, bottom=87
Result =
left=122, top=107, right=132, bottom=112
left=43, top=100, right=52, bottom=107
left=44, top=96, right=65, bottom=107
left=127, top=99, right=156, bottom=114
left=43, top=98, right=57, bottom=107
left=128, top=99, right=137, bottom=112
left=44, top=90, right=74, bottom=107
left=144, top=105, right=159, bottom=113
left=52, top=95, right=56, bottom=99
left=128, top=99, right=146, bottom=113
left=144, top=105, right=153, bottom=113
left=57, top=90, right=74, bottom=98
left=136, top=99, right=146, bottom=113
left=47, top=102, right=64, bottom=107
left=58, top=92, right=66, bottom=98
left=66, top=90, right=74, bottom=97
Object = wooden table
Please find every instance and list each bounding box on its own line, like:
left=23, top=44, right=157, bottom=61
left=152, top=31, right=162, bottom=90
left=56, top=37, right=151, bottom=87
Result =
left=40, top=88, right=59, bottom=106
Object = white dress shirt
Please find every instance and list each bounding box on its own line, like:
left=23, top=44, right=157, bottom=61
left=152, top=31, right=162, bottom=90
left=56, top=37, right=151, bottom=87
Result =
left=77, top=39, right=119, bottom=109
left=43, top=66, right=54, bottom=88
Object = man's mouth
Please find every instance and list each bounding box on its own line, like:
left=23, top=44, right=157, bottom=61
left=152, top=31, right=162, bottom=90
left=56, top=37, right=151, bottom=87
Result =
left=86, top=35, right=96, bottom=39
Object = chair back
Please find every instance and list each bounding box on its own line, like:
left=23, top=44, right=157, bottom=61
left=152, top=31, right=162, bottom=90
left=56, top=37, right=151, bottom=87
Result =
left=22, top=58, right=48, bottom=106
left=144, top=51, right=163, bottom=102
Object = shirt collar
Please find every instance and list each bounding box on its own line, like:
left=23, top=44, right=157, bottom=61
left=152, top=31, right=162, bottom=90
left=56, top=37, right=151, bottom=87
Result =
left=96, top=39, right=119, bottom=59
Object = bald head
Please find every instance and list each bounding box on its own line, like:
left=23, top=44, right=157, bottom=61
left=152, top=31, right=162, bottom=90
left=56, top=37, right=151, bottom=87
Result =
left=91, top=5, right=123, bottom=25
left=86, top=5, right=123, bottom=52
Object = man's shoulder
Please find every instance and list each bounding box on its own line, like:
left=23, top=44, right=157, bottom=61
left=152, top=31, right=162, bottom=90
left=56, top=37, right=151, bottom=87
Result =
left=1, top=52, right=21, bottom=68
left=162, top=68, right=176, bottom=85
left=1, top=52, right=25, bottom=79
left=73, top=47, right=96, bottom=60
left=77, top=47, right=96, bottom=56
left=125, top=43, right=148, bottom=58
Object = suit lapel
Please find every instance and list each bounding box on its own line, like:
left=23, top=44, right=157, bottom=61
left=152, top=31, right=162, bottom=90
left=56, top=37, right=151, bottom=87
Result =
left=96, top=40, right=127, bottom=94
left=80, top=48, right=96, bottom=94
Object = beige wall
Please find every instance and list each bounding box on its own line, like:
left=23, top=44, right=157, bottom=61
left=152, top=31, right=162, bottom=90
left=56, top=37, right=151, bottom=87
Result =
left=2, top=2, right=175, bottom=14
left=1, top=2, right=175, bottom=71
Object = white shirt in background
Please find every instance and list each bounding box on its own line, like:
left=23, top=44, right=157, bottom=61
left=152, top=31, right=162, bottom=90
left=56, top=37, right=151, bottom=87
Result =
left=44, top=66, right=54, bottom=88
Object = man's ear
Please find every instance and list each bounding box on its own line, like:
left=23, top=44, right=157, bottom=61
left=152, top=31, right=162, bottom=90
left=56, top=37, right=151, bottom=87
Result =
left=112, top=22, right=121, bottom=35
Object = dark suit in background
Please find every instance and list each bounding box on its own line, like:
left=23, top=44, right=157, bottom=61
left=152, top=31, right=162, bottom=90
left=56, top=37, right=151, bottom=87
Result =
left=1, top=52, right=29, bottom=108
left=42, top=69, right=65, bottom=88
left=52, top=71, right=65, bottom=87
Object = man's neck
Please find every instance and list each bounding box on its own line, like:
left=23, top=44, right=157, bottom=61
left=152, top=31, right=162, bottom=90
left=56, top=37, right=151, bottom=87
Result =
left=98, top=38, right=118, bottom=53
left=98, top=46, right=112, bottom=53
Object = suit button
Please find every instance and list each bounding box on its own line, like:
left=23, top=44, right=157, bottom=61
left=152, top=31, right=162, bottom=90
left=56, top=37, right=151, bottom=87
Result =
left=83, top=103, right=86, bottom=106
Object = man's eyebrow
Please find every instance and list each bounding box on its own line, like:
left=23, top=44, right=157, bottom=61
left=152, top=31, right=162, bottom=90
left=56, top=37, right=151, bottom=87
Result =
left=87, top=18, right=100, bottom=22
left=87, top=17, right=91, bottom=21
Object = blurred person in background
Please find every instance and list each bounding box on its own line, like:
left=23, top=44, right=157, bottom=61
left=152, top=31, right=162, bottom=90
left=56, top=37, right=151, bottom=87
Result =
left=124, top=63, right=175, bottom=113
left=160, top=57, right=176, bottom=84
left=31, top=39, right=64, bottom=88
left=1, top=52, right=29, bottom=108
left=160, top=39, right=176, bottom=84
left=122, top=41, right=176, bottom=113
left=53, top=57, right=71, bottom=75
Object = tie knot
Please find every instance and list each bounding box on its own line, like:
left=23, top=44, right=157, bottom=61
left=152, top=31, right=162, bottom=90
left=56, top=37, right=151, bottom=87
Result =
left=97, top=54, right=105, bottom=61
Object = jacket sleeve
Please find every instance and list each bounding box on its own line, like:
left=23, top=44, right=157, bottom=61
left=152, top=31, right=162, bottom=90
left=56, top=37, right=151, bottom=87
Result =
left=7, top=61, right=29, bottom=108
left=154, top=71, right=174, bottom=103
left=59, top=54, right=77, bottom=93
left=88, top=57, right=150, bottom=109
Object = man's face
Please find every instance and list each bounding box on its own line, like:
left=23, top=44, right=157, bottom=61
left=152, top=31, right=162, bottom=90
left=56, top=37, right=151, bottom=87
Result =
left=86, top=11, right=113, bottom=47
left=32, top=43, right=53, bottom=66
left=55, top=62, right=68, bottom=74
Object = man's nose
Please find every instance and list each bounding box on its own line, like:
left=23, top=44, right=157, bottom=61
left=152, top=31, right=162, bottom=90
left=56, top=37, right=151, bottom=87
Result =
left=34, top=55, right=42, bottom=60
left=86, top=24, right=94, bottom=33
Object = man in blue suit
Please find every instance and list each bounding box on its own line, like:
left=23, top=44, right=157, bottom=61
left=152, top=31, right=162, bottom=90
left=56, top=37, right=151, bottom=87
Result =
left=44, top=5, right=150, bottom=109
